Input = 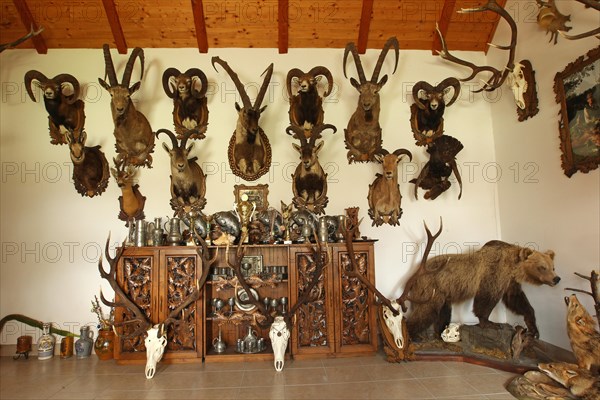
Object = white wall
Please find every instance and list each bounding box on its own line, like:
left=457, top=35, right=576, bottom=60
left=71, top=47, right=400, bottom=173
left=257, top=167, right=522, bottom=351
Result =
left=2, top=43, right=503, bottom=346
left=488, top=0, right=600, bottom=349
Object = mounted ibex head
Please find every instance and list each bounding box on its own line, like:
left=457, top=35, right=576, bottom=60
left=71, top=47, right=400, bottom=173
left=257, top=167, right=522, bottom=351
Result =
left=156, top=128, right=207, bottom=215
left=410, top=78, right=461, bottom=145
left=98, top=44, right=154, bottom=167
left=343, top=37, right=400, bottom=162
left=162, top=67, right=209, bottom=139
left=435, top=1, right=539, bottom=121
left=211, top=57, right=273, bottom=180
left=286, top=66, right=333, bottom=128
left=367, top=148, right=412, bottom=226
left=24, top=70, right=85, bottom=145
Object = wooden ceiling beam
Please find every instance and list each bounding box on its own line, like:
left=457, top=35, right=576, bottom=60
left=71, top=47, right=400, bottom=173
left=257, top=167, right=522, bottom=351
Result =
left=191, top=0, right=209, bottom=53
left=432, top=0, right=456, bottom=55
left=357, top=0, right=374, bottom=54
left=278, top=0, right=289, bottom=53
left=12, top=0, right=47, bottom=54
left=101, top=0, right=127, bottom=53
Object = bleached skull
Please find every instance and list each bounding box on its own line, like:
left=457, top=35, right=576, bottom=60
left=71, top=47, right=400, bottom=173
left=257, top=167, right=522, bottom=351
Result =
left=269, top=316, right=290, bottom=371
left=144, top=324, right=167, bottom=379
left=507, top=62, right=528, bottom=110
left=382, top=300, right=405, bottom=349
left=441, top=323, right=461, bottom=343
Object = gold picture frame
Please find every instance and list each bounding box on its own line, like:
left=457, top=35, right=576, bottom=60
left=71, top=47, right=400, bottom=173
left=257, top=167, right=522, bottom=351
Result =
left=553, top=46, right=600, bottom=177
left=233, top=184, right=269, bottom=213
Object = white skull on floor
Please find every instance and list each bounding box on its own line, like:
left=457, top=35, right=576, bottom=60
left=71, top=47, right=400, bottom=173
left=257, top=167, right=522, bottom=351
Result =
left=269, top=316, right=290, bottom=371
left=441, top=323, right=461, bottom=343
left=144, top=324, right=167, bottom=379
left=382, top=300, right=405, bottom=349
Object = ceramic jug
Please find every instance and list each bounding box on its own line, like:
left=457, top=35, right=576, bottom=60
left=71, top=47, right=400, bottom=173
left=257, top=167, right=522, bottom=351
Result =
left=75, top=326, right=94, bottom=358
left=37, top=322, right=55, bottom=360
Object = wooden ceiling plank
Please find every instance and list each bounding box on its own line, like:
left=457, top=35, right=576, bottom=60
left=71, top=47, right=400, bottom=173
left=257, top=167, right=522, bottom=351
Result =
left=101, top=0, right=127, bottom=53
left=191, top=0, right=209, bottom=53
left=12, top=0, right=47, bottom=54
left=357, top=0, right=374, bottom=54
left=432, top=0, right=456, bottom=55
left=278, top=0, right=288, bottom=53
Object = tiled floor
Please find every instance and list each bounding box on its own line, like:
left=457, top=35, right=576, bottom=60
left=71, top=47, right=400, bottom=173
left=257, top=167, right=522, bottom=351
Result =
left=0, top=353, right=518, bottom=399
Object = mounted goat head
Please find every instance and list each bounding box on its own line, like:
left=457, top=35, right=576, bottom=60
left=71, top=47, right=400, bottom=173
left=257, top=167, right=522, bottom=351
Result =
left=411, top=135, right=463, bottom=200
left=157, top=129, right=207, bottom=216
left=65, top=129, right=109, bottom=198
left=212, top=57, right=273, bottom=181
left=24, top=70, right=85, bottom=145
left=98, top=44, right=154, bottom=168
left=0, top=26, right=43, bottom=52
left=98, top=234, right=217, bottom=378
left=367, top=148, right=412, bottom=227
left=110, top=157, right=146, bottom=226
left=162, top=67, right=209, bottom=139
left=410, top=78, right=461, bottom=146
left=435, top=1, right=539, bottom=121
left=288, top=124, right=337, bottom=215
left=343, top=37, right=399, bottom=163
left=286, top=66, right=333, bottom=128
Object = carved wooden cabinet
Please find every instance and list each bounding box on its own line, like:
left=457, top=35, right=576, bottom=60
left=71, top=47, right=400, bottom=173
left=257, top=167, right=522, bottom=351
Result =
left=114, top=247, right=203, bottom=364
left=289, top=241, right=378, bottom=358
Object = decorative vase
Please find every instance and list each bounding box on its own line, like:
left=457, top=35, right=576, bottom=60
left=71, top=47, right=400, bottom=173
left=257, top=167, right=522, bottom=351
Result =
left=94, top=329, right=115, bottom=360
left=60, top=336, right=74, bottom=358
left=37, top=322, right=55, bottom=360
left=75, top=326, right=94, bottom=358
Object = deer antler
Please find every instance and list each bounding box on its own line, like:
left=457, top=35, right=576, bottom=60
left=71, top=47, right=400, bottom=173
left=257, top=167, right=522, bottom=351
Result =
left=98, top=233, right=152, bottom=339
left=559, top=0, right=600, bottom=40
left=436, top=0, right=517, bottom=93
left=396, top=219, right=443, bottom=312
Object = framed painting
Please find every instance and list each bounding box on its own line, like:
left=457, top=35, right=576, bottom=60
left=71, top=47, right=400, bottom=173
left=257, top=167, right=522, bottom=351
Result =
left=233, top=184, right=269, bottom=213
left=553, top=46, right=600, bottom=177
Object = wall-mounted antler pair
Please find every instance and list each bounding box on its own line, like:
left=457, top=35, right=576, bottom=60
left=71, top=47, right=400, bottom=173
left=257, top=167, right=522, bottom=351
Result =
left=24, top=70, right=85, bottom=145
left=162, top=67, right=209, bottom=139
left=212, top=57, right=273, bottom=181
left=287, top=124, right=337, bottom=215
left=98, top=234, right=218, bottom=378
left=343, top=37, right=399, bottom=163
left=157, top=129, right=207, bottom=216
left=435, top=0, right=539, bottom=121
left=286, top=66, right=333, bottom=129
left=99, top=44, right=155, bottom=168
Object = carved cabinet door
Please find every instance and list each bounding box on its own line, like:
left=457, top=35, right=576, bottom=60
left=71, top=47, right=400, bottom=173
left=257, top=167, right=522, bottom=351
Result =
left=289, top=245, right=336, bottom=356
left=332, top=242, right=378, bottom=354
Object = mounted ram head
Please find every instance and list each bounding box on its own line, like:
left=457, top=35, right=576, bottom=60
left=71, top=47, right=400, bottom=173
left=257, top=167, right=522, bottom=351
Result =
left=286, top=66, right=333, bottom=129
left=24, top=70, right=85, bottom=145
left=98, top=44, right=154, bottom=168
left=435, top=1, right=539, bottom=121
left=212, top=57, right=273, bottom=181
left=410, top=78, right=461, bottom=146
left=157, top=128, right=207, bottom=216
left=162, top=67, right=209, bottom=140
left=367, top=148, right=412, bottom=227
left=343, top=37, right=399, bottom=163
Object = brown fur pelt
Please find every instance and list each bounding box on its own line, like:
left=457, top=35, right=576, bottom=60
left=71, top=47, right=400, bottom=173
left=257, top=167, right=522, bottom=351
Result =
left=565, top=294, right=600, bottom=373
left=405, top=241, right=560, bottom=339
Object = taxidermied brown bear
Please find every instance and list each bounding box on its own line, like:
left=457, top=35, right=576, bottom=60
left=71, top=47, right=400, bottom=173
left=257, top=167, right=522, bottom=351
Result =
left=405, top=241, right=560, bottom=339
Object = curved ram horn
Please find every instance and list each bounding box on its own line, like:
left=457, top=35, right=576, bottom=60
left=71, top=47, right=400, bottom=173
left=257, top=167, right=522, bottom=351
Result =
left=156, top=128, right=179, bottom=150
left=121, top=47, right=144, bottom=88
left=309, top=123, right=337, bottom=144
left=393, top=148, right=412, bottom=162
left=211, top=56, right=252, bottom=109
left=370, top=37, right=399, bottom=84
left=53, top=73, right=81, bottom=105
left=254, top=63, right=274, bottom=110
left=101, top=44, right=118, bottom=87
left=308, top=66, right=334, bottom=97
left=161, top=67, right=181, bottom=98
left=435, top=77, right=462, bottom=107
left=411, top=81, right=435, bottom=110
left=343, top=42, right=366, bottom=84
left=184, top=68, right=209, bottom=99
left=24, top=70, right=48, bottom=102
left=286, top=68, right=305, bottom=99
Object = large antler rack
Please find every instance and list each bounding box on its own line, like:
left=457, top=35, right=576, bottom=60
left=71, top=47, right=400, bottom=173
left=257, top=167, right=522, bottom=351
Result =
left=559, top=0, right=600, bottom=41
left=435, top=0, right=517, bottom=93
left=396, top=219, right=443, bottom=312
